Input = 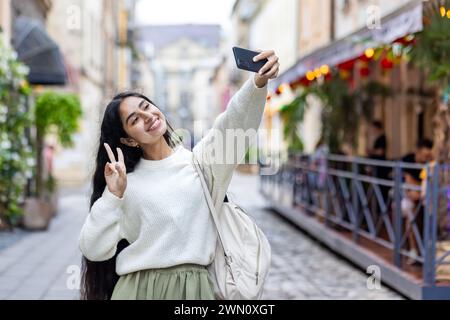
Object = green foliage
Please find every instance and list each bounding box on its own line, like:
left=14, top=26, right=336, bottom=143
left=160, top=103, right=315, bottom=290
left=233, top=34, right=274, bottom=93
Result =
left=410, top=1, right=450, bottom=86
left=362, top=80, right=392, bottom=97
left=305, top=73, right=358, bottom=153
left=281, top=74, right=391, bottom=155
left=358, top=80, right=392, bottom=121
left=0, top=37, right=34, bottom=227
left=34, top=91, right=82, bottom=147
left=244, top=146, right=258, bottom=164
left=279, top=92, right=307, bottom=154
left=33, top=91, right=82, bottom=198
left=276, top=0, right=449, bottom=157
left=45, top=174, right=57, bottom=194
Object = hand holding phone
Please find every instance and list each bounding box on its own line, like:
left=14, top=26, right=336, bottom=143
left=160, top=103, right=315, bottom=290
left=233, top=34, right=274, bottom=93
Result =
left=232, top=47, right=269, bottom=74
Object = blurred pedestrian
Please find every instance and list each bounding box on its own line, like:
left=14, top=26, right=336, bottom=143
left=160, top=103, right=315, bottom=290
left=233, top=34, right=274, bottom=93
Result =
left=401, top=138, right=434, bottom=265
left=311, top=136, right=328, bottom=190
left=366, top=120, right=390, bottom=205
left=367, top=120, right=387, bottom=162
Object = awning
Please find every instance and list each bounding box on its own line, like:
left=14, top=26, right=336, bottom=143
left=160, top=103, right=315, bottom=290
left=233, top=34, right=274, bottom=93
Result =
left=269, top=0, right=423, bottom=91
left=12, top=16, right=67, bottom=85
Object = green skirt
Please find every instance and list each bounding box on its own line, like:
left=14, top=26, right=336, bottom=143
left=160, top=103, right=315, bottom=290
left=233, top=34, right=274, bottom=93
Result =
left=111, top=263, right=216, bottom=300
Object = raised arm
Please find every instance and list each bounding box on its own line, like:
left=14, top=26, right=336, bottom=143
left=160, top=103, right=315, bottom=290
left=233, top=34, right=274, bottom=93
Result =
left=193, top=49, right=279, bottom=196
left=79, top=144, right=127, bottom=261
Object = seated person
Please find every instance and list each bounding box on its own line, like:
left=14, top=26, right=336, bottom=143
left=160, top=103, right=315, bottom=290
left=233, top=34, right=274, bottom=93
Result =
left=401, top=139, right=434, bottom=264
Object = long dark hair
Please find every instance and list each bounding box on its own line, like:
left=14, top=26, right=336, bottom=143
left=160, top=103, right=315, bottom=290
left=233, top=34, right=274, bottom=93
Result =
left=80, top=92, right=182, bottom=300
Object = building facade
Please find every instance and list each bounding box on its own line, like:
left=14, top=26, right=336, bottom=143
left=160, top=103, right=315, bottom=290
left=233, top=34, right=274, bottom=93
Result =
left=133, top=24, right=223, bottom=146
left=46, top=0, right=131, bottom=186
left=248, top=0, right=431, bottom=159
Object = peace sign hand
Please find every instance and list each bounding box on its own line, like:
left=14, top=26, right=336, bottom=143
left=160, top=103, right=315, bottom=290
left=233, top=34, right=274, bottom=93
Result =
left=103, top=143, right=127, bottom=199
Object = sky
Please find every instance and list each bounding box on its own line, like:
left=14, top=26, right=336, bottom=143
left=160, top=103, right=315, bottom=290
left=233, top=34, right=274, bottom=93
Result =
left=135, top=0, right=236, bottom=29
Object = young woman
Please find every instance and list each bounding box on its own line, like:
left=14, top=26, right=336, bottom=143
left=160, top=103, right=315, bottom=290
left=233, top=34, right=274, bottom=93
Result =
left=78, top=50, right=279, bottom=300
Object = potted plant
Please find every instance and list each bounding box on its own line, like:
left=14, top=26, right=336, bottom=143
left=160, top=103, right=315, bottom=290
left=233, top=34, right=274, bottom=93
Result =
left=21, top=91, right=82, bottom=230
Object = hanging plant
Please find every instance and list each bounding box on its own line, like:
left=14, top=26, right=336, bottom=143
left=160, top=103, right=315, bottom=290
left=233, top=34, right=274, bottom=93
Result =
left=410, top=0, right=450, bottom=83
left=408, top=0, right=450, bottom=239
left=279, top=92, right=308, bottom=155
left=408, top=0, right=450, bottom=163
left=0, top=38, right=34, bottom=229
left=299, top=71, right=358, bottom=154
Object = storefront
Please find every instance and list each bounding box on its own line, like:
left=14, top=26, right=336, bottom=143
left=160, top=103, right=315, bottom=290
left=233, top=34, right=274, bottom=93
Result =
left=260, top=0, right=450, bottom=300
left=265, top=0, right=432, bottom=159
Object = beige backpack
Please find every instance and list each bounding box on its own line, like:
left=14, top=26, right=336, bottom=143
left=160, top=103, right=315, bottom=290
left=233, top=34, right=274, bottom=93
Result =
left=192, top=154, right=272, bottom=300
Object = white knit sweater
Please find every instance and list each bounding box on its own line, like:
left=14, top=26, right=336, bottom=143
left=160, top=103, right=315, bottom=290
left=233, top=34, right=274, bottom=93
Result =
left=78, top=75, right=268, bottom=275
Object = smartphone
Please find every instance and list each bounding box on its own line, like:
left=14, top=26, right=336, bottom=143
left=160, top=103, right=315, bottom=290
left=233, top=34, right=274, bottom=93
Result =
left=232, top=46, right=268, bottom=73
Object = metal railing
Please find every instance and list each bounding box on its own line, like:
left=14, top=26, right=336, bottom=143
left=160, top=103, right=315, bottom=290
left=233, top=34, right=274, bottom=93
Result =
left=260, top=154, right=450, bottom=286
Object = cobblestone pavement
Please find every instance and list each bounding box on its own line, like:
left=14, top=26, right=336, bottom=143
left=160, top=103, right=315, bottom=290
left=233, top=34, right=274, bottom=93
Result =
left=0, top=171, right=404, bottom=299
left=228, top=172, right=404, bottom=300
left=0, top=187, right=87, bottom=300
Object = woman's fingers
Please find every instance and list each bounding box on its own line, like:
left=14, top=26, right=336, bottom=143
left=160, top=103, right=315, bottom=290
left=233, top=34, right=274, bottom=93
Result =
left=259, top=56, right=279, bottom=75
left=109, top=162, right=118, bottom=174
left=104, top=145, right=127, bottom=181
left=270, top=68, right=279, bottom=79
left=104, top=143, right=116, bottom=163
left=253, top=49, right=274, bottom=62
left=104, top=162, right=117, bottom=175
left=116, top=162, right=126, bottom=178
left=117, top=147, right=124, bottom=164
left=253, top=49, right=263, bottom=60
left=265, top=62, right=280, bottom=78
left=104, top=162, right=110, bottom=175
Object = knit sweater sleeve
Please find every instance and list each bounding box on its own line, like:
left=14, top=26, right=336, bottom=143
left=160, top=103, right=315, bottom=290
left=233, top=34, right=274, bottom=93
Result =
left=193, top=74, right=268, bottom=195
left=78, top=187, right=124, bottom=261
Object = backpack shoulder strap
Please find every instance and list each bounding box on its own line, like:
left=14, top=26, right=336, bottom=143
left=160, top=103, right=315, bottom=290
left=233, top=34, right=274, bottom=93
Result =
left=191, top=153, right=230, bottom=256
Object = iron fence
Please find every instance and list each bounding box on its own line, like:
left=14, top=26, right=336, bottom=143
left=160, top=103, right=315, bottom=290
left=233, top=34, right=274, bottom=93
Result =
left=260, top=154, right=450, bottom=287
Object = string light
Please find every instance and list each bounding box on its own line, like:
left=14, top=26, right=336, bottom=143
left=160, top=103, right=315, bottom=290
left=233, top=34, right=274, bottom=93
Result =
left=314, top=68, right=321, bottom=78
left=440, top=6, right=446, bottom=17
left=320, top=64, right=329, bottom=75
left=306, top=71, right=315, bottom=81
left=364, top=48, right=375, bottom=59
left=405, top=34, right=415, bottom=42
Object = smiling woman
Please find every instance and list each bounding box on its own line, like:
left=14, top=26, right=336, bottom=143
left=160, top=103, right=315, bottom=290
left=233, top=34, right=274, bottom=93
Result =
left=78, top=50, right=279, bottom=300
left=117, top=96, right=172, bottom=162
left=79, top=91, right=183, bottom=300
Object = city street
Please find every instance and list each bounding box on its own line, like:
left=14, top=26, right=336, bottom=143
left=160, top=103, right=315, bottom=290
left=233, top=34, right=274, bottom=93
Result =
left=0, top=170, right=403, bottom=300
